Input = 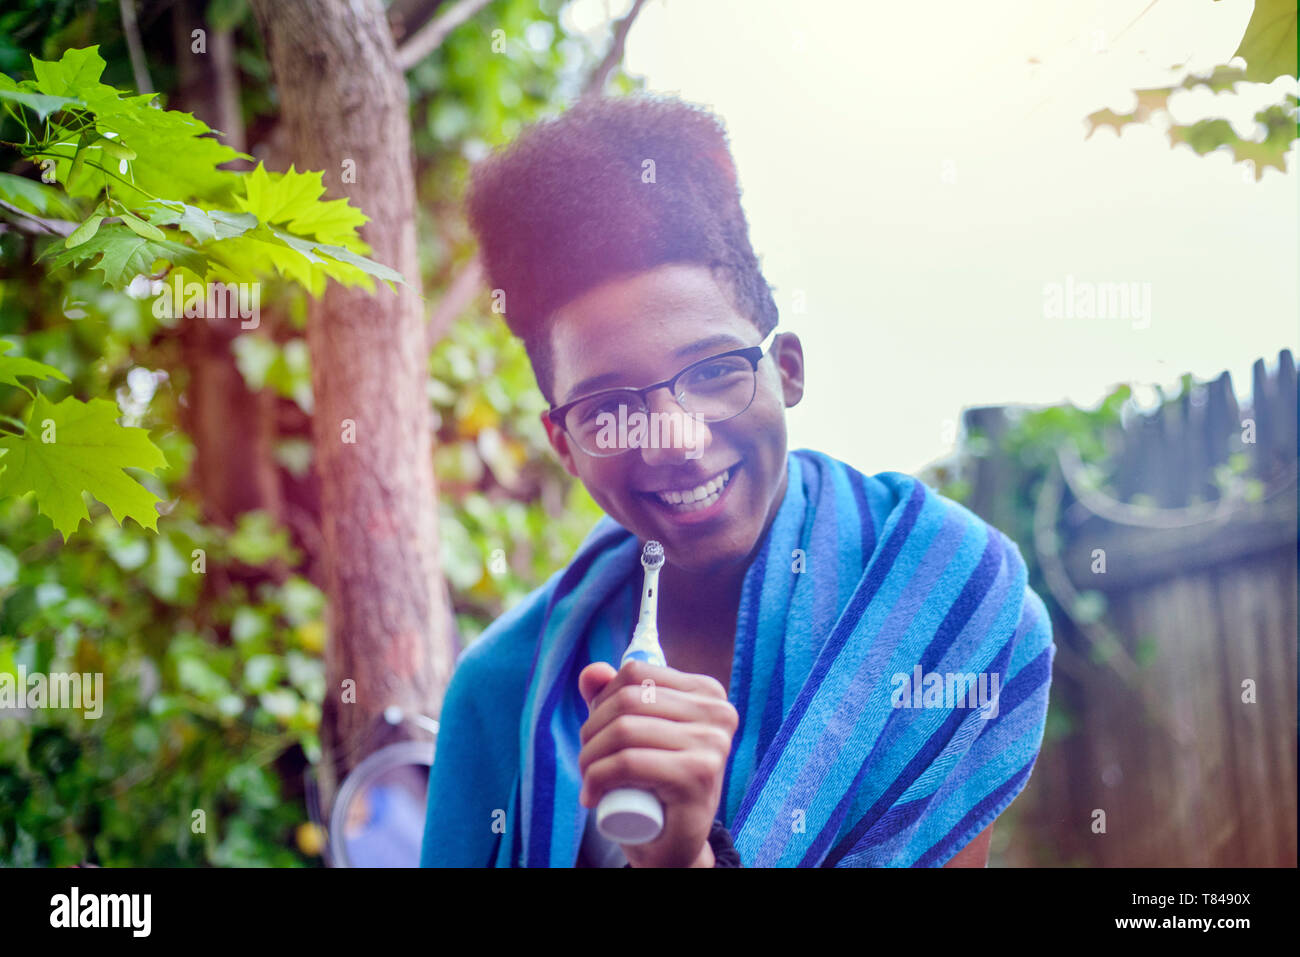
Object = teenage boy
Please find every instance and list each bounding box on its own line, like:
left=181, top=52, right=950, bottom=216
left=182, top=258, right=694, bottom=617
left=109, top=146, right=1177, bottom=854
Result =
left=420, top=94, right=1054, bottom=868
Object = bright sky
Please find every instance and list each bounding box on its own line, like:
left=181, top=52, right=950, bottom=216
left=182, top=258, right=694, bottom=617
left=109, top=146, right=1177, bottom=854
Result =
left=564, top=0, right=1298, bottom=475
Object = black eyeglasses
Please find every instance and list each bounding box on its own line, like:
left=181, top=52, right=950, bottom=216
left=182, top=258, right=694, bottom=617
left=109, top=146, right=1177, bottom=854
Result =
left=545, top=329, right=779, bottom=457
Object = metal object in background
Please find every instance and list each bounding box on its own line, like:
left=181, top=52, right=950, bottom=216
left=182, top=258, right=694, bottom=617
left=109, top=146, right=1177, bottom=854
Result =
left=317, top=707, right=438, bottom=867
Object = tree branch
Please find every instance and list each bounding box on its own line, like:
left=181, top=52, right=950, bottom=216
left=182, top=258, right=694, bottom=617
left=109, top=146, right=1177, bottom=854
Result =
left=581, top=0, right=650, bottom=100
left=388, top=0, right=447, bottom=43
left=425, top=254, right=483, bottom=352
left=0, top=199, right=76, bottom=236
left=119, top=0, right=154, bottom=94
left=395, top=0, right=494, bottom=72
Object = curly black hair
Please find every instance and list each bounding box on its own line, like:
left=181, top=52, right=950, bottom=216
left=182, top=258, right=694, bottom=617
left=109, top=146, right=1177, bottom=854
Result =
left=464, top=92, right=779, bottom=405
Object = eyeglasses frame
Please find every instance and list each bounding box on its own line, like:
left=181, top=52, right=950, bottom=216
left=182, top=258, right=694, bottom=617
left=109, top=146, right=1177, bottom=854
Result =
left=543, top=327, right=781, bottom=455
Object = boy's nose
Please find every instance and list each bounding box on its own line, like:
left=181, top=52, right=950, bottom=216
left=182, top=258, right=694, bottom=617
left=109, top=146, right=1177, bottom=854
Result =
left=638, top=388, right=711, bottom=466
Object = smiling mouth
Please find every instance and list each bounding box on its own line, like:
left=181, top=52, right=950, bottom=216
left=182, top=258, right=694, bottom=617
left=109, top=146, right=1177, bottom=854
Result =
left=638, top=463, right=739, bottom=513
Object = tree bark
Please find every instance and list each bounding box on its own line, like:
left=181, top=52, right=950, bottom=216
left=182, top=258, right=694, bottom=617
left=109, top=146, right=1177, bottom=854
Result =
left=251, top=0, right=453, bottom=812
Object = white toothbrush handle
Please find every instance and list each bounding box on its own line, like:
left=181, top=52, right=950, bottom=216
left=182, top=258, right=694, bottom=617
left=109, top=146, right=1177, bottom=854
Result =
left=594, top=546, right=666, bottom=845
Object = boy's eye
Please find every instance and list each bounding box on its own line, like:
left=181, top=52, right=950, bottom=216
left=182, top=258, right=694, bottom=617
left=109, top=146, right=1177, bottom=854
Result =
left=693, top=362, right=730, bottom=380
left=680, top=357, right=749, bottom=390
left=574, top=393, right=634, bottom=425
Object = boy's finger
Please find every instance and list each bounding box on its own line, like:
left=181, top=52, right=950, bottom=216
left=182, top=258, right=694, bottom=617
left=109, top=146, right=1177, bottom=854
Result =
left=578, top=713, right=691, bottom=778
left=578, top=660, right=618, bottom=708
left=590, top=659, right=713, bottom=712
left=579, top=685, right=717, bottom=744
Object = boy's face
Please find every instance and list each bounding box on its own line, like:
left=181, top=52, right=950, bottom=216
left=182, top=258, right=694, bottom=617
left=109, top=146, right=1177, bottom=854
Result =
left=542, top=262, right=804, bottom=576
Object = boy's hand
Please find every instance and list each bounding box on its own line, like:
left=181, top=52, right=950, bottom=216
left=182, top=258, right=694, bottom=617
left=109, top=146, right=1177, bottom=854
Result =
left=578, top=659, right=738, bottom=868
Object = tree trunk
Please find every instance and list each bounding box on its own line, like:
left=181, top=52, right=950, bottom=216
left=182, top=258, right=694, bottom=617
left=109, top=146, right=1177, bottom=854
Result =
left=250, top=0, right=453, bottom=813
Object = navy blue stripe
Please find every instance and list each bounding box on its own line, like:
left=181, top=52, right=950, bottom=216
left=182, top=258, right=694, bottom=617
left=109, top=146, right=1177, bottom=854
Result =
left=974, top=645, right=1052, bottom=743
left=816, top=701, right=966, bottom=866
left=733, top=479, right=927, bottom=833
left=832, top=790, right=936, bottom=864
left=821, top=605, right=1024, bottom=868
left=527, top=532, right=624, bottom=866
left=488, top=820, right=503, bottom=867
left=848, top=466, right=875, bottom=562
left=527, top=642, right=577, bottom=866
left=505, top=780, right=523, bottom=867
left=756, top=626, right=786, bottom=774
left=913, top=757, right=1035, bottom=866
left=721, top=532, right=769, bottom=813
left=525, top=524, right=624, bottom=684
left=754, top=460, right=811, bottom=764
left=918, top=529, right=1005, bottom=675
left=820, top=625, right=1041, bottom=866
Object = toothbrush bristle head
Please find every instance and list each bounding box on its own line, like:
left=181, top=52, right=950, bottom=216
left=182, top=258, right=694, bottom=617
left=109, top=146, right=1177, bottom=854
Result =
left=641, top=540, right=664, bottom=569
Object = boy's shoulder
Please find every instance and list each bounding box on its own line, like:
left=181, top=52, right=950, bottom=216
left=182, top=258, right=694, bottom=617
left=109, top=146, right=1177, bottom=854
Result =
left=793, top=447, right=1030, bottom=572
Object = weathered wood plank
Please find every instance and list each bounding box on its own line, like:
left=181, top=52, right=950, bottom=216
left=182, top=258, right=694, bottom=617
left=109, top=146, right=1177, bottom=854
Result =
left=1062, top=491, right=1296, bottom=589
left=1212, top=564, right=1266, bottom=865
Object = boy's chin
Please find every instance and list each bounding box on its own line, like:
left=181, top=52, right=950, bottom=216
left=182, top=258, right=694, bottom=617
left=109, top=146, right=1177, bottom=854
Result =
left=663, top=535, right=754, bottom=574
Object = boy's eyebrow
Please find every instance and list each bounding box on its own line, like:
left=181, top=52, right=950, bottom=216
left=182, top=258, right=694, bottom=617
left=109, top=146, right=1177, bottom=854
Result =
left=560, top=333, right=749, bottom=404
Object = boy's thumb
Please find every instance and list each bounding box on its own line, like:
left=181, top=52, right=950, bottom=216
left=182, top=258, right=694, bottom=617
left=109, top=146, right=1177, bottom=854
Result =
left=578, top=661, right=618, bottom=708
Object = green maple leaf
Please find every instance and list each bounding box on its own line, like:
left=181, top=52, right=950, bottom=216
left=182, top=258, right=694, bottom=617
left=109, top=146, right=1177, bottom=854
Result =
left=0, top=172, right=81, bottom=220
left=26, top=46, right=250, bottom=203
left=1228, top=0, right=1298, bottom=83
left=30, top=46, right=108, bottom=98
left=0, top=340, right=70, bottom=391
left=205, top=228, right=323, bottom=292
left=310, top=240, right=405, bottom=285
left=206, top=226, right=404, bottom=294
left=235, top=164, right=368, bottom=246
left=141, top=201, right=257, bottom=244
left=92, top=102, right=249, bottom=203
left=0, top=393, right=167, bottom=540
left=1181, top=65, right=1247, bottom=95
left=207, top=164, right=408, bottom=292
left=1168, top=118, right=1239, bottom=155
left=0, top=83, right=82, bottom=122
left=1084, top=107, right=1137, bottom=138
left=39, top=223, right=208, bottom=288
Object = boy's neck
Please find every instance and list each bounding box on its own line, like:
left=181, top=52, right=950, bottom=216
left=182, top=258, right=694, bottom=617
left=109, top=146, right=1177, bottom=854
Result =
left=659, top=560, right=745, bottom=614
left=654, top=559, right=746, bottom=652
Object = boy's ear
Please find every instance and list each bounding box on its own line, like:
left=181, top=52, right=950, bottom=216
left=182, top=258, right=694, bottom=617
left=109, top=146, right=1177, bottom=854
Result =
left=540, top=411, right=580, bottom=477
left=773, top=332, right=805, bottom=409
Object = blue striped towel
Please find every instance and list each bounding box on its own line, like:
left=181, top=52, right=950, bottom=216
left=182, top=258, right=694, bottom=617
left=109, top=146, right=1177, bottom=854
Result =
left=420, top=448, right=1055, bottom=866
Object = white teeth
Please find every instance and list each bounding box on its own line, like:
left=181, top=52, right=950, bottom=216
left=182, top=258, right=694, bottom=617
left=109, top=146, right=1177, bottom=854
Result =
left=654, top=468, right=732, bottom=511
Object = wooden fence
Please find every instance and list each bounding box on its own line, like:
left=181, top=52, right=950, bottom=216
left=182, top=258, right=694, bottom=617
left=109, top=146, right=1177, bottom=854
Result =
left=959, top=350, right=1296, bottom=867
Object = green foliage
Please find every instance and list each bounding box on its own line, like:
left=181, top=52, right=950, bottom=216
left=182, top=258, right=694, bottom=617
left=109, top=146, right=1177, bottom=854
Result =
left=0, top=336, right=68, bottom=389
left=1083, top=1, right=1298, bottom=180
left=0, top=47, right=409, bottom=542
left=430, top=313, right=604, bottom=642
left=0, top=4, right=632, bottom=868
left=1, top=45, right=404, bottom=294
left=0, top=495, right=324, bottom=866
left=1228, top=0, right=1298, bottom=83
left=0, top=170, right=80, bottom=218
left=41, top=222, right=209, bottom=285
left=0, top=392, right=167, bottom=540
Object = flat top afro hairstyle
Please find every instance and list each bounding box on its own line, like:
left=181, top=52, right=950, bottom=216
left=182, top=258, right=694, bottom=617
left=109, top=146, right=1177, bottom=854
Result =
left=464, top=92, right=779, bottom=406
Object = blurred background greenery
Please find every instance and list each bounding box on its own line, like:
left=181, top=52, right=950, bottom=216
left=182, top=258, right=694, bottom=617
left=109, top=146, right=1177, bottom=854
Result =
left=0, top=0, right=611, bottom=866
left=0, top=0, right=1294, bottom=869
